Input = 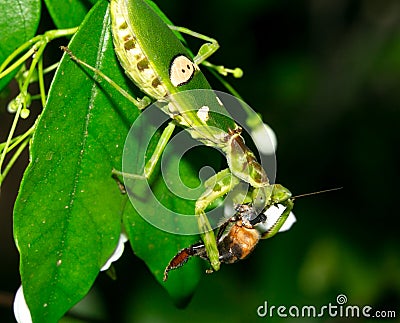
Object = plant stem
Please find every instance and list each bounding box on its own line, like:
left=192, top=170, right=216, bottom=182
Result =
left=1, top=138, right=30, bottom=181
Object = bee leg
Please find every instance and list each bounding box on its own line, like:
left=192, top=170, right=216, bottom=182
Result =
left=163, top=242, right=204, bottom=281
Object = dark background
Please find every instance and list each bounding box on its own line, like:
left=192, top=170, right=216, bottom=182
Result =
left=1, top=0, right=399, bottom=322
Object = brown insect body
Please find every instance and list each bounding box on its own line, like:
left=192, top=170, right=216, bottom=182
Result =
left=163, top=204, right=266, bottom=281
left=218, top=220, right=261, bottom=264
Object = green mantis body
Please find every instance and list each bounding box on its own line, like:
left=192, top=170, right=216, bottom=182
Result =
left=109, top=0, right=293, bottom=272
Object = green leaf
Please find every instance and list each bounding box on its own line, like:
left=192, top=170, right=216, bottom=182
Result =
left=122, top=142, right=222, bottom=305
left=0, top=0, right=41, bottom=91
left=13, top=1, right=134, bottom=321
left=123, top=206, right=203, bottom=307
left=43, top=0, right=97, bottom=29
left=13, top=0, right=222, bottom=318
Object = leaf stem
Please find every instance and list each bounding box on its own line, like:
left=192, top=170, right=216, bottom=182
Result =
left=1, top=137, right=30, bottom=181
left=38, top=55, right=46, bottom=106
left=0, top=27, right=78, bottom=79
left=6, top=126, right=35, bottom=153
left=0, top=27, right=78, bottom=184
left=0, top=97, right=24, bottom=183
left=0, top=46, right=43, bottom=181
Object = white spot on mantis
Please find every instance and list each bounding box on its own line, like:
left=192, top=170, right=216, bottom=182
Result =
left=197, top=106, right=210, bottom=122
left=169, top=55, right=197, bottom=87
left=216, top=96, right=223, bottom=106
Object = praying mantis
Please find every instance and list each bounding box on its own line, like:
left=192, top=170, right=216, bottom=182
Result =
left=64, top=0, right=294, bottom=273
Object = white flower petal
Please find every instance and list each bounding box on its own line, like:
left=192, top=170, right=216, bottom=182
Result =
left=100, top=232, right=128, bottom=271
left=255, top=204, right=296, bottom=233
left=14, top=234, right=129, bottom=323
left=14, top=286, right=32, bottom=323
left=251, top=123, right=277, bottom=155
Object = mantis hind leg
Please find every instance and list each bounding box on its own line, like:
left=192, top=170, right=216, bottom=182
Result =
left=61, top=46, right=151, bottom=109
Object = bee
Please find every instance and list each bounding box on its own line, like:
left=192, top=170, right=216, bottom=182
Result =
left=163, top=203, right=295, bottom=281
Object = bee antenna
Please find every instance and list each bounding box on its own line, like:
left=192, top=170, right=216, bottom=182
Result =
left=292, top=187, right=343, bottom=199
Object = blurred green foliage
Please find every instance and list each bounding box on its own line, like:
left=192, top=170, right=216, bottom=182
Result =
left=1, top=0, right=399, bottom=322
